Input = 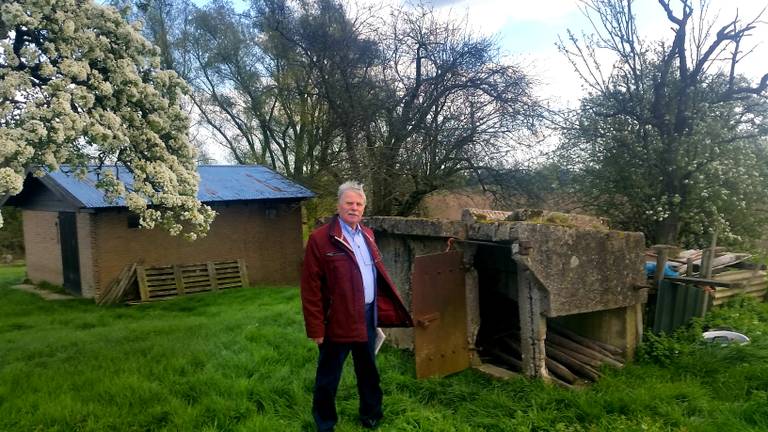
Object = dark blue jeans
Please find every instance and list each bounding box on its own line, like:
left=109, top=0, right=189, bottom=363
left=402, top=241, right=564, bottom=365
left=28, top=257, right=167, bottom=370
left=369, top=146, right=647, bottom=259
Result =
left=312, top=303, right=382, bottom=431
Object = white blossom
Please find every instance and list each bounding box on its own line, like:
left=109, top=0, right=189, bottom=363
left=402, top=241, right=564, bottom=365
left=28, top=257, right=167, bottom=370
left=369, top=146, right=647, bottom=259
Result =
left=0, top=0, right=214, bottom=238
left=0, top=167, right=24, bottom=195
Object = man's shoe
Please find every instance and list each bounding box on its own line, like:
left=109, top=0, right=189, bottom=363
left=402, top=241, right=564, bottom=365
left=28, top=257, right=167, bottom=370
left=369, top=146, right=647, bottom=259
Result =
left=360, top=417, right=381, bottom=429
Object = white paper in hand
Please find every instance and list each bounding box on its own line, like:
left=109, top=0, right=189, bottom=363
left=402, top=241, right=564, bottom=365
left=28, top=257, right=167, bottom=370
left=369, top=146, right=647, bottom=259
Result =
left=374, top=328, right=386, bottom=355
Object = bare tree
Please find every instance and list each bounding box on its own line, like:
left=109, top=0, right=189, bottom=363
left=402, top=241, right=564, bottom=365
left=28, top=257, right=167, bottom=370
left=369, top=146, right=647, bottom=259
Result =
left=126, top=0, right=543, bottom=215
left=369, top=5, right=542, bottom=215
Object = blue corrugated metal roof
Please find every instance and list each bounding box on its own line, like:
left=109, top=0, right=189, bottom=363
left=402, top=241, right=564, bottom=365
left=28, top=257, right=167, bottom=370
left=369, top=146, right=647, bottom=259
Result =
left=46, top=165, right=315, bottom=208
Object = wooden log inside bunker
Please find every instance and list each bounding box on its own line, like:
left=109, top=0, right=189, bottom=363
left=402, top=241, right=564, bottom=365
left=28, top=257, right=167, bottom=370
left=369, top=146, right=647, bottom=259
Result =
left=496, top=336, right=609, bottom=383
left=550, top=324, right=625, bottom=358
left=547, top=324, right=623, bottom=362
left=589, top=339, right=624, bottom=358
left=489, top=348, right=523, bottom=371
left=493, top=327, right=613, bottom=383
left=545, top=345, right=601, bottom=381
left=500, top=325, right=623, bottom=371
left=498, top=334, right=578, bottom=384
left=546, top=331, right=624, bottom=368
left=545, top=340, right=603, bottom=369
left=546, top=355, right=579, bottom=384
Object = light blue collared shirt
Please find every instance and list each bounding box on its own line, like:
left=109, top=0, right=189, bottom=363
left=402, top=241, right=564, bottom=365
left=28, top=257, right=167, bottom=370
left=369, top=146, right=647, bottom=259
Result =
left=340, top=220, right=376, bottom=304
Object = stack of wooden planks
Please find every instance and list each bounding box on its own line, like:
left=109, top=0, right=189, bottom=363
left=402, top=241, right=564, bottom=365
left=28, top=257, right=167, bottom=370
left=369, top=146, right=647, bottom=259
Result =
left=647, top=247, right=767, bottom=306
left=711, top=270, right=768, bottom=306
left=647, top=249, right=754, bottom=277
left=483, top=325, right=624, bottom=387
left=97, top=263, right=137, bottom=305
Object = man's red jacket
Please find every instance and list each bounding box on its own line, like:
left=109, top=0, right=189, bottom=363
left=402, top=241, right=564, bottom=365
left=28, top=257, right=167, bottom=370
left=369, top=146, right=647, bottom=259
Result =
left=301, top=216, right=413, bottom=342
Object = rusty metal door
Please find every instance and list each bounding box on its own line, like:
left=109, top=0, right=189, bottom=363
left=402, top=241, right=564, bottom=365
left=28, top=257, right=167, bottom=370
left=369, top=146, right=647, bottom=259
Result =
left=411, top=250, right=469, bottom=379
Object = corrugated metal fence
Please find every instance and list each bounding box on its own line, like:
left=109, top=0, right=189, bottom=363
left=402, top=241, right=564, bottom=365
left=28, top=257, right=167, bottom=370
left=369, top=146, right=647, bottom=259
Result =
left=652, top=270, right=767, bottom=334
left=652, top=281, right=708, bottom=334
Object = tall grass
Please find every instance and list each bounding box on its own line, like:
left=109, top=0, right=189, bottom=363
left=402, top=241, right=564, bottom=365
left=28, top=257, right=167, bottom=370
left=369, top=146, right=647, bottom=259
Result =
left=1, top=265, right=767, bottom=431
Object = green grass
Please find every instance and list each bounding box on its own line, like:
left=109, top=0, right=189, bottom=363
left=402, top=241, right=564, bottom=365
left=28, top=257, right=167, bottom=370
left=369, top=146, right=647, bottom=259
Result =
left=1, top=265, right=768, bottom=431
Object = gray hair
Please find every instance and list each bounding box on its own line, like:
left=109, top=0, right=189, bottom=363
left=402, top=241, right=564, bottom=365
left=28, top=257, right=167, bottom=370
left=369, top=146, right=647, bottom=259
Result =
left=337, top=181, right=366, bottom=205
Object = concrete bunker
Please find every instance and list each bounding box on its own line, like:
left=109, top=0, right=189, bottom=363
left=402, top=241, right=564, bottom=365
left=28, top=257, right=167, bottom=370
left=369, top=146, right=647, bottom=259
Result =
left=366, top=209, right=647, bottom=384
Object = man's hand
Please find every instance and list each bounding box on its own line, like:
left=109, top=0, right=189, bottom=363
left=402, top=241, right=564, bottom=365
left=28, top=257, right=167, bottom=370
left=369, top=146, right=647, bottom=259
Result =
left=312, top=337, right=324, bottom=345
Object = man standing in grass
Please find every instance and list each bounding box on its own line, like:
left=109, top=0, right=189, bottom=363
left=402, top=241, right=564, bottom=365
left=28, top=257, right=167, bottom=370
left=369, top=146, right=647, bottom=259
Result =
left=301, top=181, right=413, bottom=432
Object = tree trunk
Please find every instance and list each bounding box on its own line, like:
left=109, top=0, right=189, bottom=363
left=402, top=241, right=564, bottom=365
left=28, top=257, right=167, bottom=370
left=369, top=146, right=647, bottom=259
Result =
left=655, top=210, right=681, bottom=245
left=396, top=187, right=437, bottom=217
left=343, top=127, right=361, bottom=182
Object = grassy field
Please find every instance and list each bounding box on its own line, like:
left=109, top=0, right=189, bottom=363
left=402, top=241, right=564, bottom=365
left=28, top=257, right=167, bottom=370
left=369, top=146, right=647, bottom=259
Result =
left=1, top=266, right=767, bottom=431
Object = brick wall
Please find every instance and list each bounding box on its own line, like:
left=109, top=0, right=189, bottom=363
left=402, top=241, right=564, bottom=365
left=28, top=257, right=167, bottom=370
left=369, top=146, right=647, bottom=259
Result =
left=22, top=210, right=63, bottom=285
left=92, top=201, right=304, bottom=296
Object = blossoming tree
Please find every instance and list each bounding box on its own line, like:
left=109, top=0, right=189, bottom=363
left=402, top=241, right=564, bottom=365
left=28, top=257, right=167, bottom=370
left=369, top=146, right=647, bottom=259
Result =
left=0, top=0, right=214, bottom=239
left=558, top=0, right=768, bottom=246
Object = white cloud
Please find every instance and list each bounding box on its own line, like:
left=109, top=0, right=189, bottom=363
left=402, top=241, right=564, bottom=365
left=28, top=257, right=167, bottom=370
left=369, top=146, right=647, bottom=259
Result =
left=519, top=53, right=582, bottom=108
left=353, top=0, right=768, bottom=106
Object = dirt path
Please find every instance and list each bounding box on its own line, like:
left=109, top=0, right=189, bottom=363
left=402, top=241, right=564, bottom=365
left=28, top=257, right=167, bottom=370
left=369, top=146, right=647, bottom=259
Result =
left=11, top=284, right=76, bottom=300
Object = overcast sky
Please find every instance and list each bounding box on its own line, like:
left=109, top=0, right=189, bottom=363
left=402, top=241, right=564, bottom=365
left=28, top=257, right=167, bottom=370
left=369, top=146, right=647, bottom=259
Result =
left=357, top=0, right=768, bottom=107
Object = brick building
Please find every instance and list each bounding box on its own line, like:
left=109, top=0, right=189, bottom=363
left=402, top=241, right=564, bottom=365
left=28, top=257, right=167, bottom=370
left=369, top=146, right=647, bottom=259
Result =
left=2, top=165, right=314, bottom=299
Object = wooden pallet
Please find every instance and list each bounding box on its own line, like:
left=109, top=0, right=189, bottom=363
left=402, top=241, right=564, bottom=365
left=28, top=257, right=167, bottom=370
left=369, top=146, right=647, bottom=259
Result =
left=136, top=259, right=249, bottom=302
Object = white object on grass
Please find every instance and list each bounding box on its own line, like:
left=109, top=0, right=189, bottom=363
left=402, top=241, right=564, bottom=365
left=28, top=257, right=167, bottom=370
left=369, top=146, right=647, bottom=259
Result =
left=702, top=330, right=750, bottom=345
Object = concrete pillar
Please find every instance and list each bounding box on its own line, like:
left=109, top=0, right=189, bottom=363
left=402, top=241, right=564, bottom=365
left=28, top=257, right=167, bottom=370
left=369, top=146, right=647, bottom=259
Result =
left=462, top=245, right=481, bottom=366
left=626, top=304, right=642, bottom=361
left=516, top=260, right=549, bottom=380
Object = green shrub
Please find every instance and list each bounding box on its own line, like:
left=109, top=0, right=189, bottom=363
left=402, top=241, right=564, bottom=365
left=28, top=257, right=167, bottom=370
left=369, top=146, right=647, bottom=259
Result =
left=637, top=331, right=686, bottom=366
left=705, top=296, right=768, bottom=336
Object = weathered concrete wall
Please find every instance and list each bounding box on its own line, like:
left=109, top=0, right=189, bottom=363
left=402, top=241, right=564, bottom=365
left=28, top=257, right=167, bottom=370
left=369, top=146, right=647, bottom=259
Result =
left=369, top=215, right=646, bottom=317
left=367, top=212, right=647, bottom=367
left=367, top=216, right=467, bottom=239
left=461, top=218, right=647, bottom=317
left=552, top=305, right=640, bottom=360
left=514, top=223, right=646, bottom=317
left=374, top=235, right=414, bottom=349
